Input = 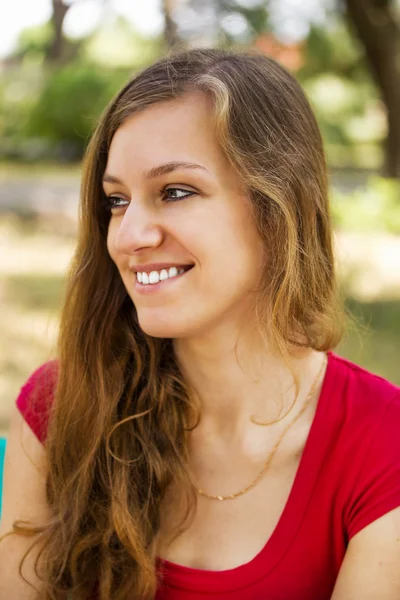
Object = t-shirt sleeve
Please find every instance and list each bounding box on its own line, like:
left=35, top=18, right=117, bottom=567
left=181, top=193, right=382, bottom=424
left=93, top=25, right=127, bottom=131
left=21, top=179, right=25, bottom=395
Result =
left=15, top=361, right=58, bottom=445
left=346, top=390, right=400, bottom=540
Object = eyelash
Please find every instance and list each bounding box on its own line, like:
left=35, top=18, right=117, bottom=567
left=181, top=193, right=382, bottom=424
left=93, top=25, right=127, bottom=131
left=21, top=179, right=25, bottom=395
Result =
left=103, top=187, right=195, bottom=211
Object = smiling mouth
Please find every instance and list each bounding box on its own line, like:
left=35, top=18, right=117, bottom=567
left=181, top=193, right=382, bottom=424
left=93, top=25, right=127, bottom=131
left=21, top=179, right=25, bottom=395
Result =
left=136, top=265, right=194, bottom=286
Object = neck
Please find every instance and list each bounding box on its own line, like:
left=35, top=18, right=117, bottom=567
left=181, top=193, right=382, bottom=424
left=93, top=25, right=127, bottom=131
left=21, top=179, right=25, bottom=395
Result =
left=173, top=322, right=321, bottom=438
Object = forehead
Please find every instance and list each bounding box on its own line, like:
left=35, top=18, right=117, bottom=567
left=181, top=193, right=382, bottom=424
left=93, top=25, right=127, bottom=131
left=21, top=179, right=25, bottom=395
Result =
left=106, top=92, right=231, bottom=179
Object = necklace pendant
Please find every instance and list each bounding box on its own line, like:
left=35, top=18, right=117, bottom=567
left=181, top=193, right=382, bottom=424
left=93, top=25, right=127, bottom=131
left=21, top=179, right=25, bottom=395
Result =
left=217, top=495, right=224, bottom=501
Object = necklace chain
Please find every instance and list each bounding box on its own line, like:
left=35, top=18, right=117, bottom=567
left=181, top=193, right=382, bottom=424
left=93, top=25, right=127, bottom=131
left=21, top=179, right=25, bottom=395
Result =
left=196, top=354, right=327, bottom=501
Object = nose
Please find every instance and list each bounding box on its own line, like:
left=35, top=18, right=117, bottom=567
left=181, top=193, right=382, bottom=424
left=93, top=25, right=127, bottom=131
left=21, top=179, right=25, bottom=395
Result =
left=112, top=201, right=163, bottom=255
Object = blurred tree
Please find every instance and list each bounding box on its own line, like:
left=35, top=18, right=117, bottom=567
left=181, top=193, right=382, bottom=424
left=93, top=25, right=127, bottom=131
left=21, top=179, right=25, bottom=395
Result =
left=46, top=0, right=71, bottom=63
left=3, top=0, right=397, bottom=173
left=25, top=62, right=131, bottom=159
left=45, top=0, right=109, bottom=65
left=168, top=0, right=270, bottom=47
left=169, top=0, right=399, bottom=178
left=162, top=0, right=184, bottom=49
left=344, top=0, right=400, bottom=178
left=12, top=22, right=54, bottom=61
left=297, top=21, right=384, bottom=168
left=0, top=13, right=162, bottom=162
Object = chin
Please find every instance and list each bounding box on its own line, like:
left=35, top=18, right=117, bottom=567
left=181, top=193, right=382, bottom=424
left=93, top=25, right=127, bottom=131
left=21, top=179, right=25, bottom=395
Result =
left=136, top=311, right=191, bottom=339
left=136, top=305, right=214, bottom=340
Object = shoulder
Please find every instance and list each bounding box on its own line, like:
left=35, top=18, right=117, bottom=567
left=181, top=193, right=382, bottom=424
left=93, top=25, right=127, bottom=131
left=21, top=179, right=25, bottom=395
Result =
left=326, top=354, right=400, bottom=539
left=328, top=352, right=400, bottom=426
left=15, top=360, right=59, bottom=444
left=325, top=352, right=400, bottom=477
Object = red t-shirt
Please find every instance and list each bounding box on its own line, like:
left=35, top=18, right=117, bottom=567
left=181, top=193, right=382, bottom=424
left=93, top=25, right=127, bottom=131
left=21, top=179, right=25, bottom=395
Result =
left=16, top=352, right=400, bottom=600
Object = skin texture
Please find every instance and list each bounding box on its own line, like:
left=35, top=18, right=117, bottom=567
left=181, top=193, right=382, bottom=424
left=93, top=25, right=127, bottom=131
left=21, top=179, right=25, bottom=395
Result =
left=105, top=92, right=400, bottom=597
left=331, top=507, right=400, bottom=599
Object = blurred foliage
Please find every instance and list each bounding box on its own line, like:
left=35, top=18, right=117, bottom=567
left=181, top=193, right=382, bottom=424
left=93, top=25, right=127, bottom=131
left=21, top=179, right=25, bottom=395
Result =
left=332, top=177, right=400, bottom=234
left=82, top=16, right=162, bottom=68
left=299, top=21, right=364, bottom=80
left=25, top=63, right=132, bottom=160
left=0, top=16, right=162, bottom=161
left=0, top=1, right=395, bottom=174
left=298, top=21, right=386, bottom=169
left=13, top=22, right=54, bottom=59
left=0, top=61, right=130, bottom=161
left=336, top=295, right=400, bottom=384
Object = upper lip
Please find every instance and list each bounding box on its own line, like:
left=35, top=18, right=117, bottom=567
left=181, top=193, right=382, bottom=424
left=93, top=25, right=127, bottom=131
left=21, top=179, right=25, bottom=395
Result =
left=130, top=263, right=194, bottom=273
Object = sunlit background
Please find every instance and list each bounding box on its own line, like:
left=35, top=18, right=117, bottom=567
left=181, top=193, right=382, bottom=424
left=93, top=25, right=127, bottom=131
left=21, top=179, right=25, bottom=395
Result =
left=1, top=0, right=400, bottom=436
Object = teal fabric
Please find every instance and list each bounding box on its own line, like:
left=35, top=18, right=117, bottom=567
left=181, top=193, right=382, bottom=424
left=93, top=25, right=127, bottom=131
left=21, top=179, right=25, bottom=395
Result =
left=0, top=437, right=6, bottom=518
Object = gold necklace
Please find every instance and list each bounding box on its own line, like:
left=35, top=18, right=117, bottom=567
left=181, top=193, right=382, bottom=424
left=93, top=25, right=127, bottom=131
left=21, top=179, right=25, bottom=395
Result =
left=196, top=354, right=327, bottom=501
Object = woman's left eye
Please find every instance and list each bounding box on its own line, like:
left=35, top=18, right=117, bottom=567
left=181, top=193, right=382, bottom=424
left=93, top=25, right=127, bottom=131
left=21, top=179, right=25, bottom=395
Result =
left=104, top=196, right=129, bottom=211
left=163, top=187, right=195, bottom=202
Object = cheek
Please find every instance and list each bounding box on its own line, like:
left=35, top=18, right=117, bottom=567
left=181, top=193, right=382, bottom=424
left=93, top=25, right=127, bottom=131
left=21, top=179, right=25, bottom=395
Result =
left=106, top=221, right=118, bottom=264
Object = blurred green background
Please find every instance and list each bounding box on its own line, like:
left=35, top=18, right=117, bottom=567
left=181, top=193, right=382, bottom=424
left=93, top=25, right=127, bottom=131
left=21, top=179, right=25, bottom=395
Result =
left=1, top=0, right=400, bottom=436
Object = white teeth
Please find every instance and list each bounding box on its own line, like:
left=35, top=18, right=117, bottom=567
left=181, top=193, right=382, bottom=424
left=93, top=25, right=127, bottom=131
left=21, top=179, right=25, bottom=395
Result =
left=136, top=265, right=191, bottom=286
left=149, top=271, right=160, bottom=284
left=160, top=269, right=169, bottom=281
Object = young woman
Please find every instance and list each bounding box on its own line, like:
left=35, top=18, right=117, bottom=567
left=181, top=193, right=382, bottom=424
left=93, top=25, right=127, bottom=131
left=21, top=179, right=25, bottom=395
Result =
left=1, top=48, right=400, bottom=600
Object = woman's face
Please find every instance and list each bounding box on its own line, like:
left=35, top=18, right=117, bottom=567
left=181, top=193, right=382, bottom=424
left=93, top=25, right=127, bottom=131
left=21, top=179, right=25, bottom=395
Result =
left=105, top=91, right=265, bottom=339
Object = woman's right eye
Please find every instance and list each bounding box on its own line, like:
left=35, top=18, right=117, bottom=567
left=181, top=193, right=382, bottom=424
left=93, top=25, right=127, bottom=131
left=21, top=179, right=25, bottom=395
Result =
left=104, top=196, right=129, bottom=211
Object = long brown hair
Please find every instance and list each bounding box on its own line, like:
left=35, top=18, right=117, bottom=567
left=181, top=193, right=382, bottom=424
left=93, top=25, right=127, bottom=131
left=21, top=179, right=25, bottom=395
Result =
left=3, top=48, right=344, bottom=599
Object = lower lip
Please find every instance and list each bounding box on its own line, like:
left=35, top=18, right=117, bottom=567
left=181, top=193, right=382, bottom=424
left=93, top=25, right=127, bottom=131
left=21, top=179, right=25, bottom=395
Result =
left=134, top=268, right=193, bottom=294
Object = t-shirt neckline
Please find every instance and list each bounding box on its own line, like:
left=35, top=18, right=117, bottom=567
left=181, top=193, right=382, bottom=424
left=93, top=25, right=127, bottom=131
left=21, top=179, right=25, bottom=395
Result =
left=159, top=351, right=342, bottom=593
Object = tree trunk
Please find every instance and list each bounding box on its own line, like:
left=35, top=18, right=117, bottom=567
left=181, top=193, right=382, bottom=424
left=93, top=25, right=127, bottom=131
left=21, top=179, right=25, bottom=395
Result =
left=162, top=0, right=185, bottom=50
left=345, top=0, right=400, bottom=178
left=46, top=0, right=70, bottom=63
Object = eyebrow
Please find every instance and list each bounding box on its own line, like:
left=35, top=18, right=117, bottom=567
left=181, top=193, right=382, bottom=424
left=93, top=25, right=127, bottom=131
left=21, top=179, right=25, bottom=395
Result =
left=102, top=161, right=210, bottom=185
